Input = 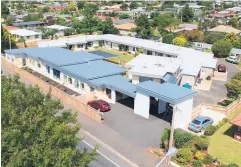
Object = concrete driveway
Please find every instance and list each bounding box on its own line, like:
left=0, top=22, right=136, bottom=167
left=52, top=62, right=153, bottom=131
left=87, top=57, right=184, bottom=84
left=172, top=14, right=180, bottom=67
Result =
left=193, top=58, right=240, bottom=107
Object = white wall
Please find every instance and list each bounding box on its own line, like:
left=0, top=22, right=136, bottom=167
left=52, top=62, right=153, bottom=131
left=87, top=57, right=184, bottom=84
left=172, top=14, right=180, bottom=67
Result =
left=200, top=67, right=214, bottom=79
left=132, top=75, right=139, bottom=84
left=173, top=98, right=193, bottom=129
left=134, top=92, right=150, bottom=119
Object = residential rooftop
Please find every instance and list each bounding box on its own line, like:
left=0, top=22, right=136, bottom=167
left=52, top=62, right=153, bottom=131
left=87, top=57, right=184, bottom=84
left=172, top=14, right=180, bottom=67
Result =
left=209, top=25, right=241, bottom=34
left=46, top=25, right=71, bottom=30
left=13, top=21, right=47, bottom=27
left=9, top=29, right=41, bottom=36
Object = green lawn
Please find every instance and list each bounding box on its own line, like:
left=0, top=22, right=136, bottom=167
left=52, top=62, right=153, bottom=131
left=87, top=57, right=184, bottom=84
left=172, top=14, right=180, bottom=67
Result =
left=209, top=108, right=241, bottom=166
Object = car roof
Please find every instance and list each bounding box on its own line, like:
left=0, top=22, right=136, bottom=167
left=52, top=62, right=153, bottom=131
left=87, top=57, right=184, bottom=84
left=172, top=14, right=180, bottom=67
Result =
left=218, top=64, right=226, bottom=67
left=93, top=100, right=108, bottom=104
left=195, top=116, right=209, bottom=121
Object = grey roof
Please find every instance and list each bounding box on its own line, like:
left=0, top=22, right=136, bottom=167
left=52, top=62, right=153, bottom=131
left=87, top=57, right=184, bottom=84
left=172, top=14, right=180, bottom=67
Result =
left=136, top=81, right=197, bottom=105
left=61, top=60, right=125, bottom=80
left=13, top=21, right=47, bottom=27
left=90, top=75, right=136, bottom=97
left=113, top=19, right=135, bottom=25
left=163, top=73, right=178, bottom=84
left=4, top=48, right=104, bottom=67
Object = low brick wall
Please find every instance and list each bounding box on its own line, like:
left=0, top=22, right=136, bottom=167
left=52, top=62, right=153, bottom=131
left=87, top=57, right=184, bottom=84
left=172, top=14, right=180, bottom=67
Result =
left=192, top=98, right=241, bottom=119
left=1, top=57, right=102, bottom=123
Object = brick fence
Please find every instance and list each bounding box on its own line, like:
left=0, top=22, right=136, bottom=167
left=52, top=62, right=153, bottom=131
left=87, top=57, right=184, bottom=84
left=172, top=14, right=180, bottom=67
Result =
left=192, top=98, right=241, bottom=119
left=1, top=57, right=102, bottom=123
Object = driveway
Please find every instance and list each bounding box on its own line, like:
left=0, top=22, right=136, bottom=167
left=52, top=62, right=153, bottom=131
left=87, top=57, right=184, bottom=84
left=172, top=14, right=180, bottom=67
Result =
left=193, top=58, right=240, bottom=107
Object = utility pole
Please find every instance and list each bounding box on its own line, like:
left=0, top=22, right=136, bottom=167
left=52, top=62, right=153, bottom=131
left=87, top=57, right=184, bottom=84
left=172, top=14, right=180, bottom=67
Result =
left=9, top=34, right=12, bottom=51
left=167, top=105, right=177, bottom=164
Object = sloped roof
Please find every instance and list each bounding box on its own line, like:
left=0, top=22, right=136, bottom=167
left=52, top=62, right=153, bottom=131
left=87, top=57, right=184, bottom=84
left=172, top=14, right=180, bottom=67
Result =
left=230, top=113, right=241, bottom=127
left=209, top=25, right=241, bottom=34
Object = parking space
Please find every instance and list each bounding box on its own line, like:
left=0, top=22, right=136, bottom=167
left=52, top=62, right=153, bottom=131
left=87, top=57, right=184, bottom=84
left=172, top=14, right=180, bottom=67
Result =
left=103, top=100, right=170, bottom=148
left=193, top=58, right=240, bottom=107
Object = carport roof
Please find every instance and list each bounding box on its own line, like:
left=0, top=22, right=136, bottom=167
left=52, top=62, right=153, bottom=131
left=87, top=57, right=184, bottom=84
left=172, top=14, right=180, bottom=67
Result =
left=90, top=75, right=136, bottom=97
left=136, top=81, right=197, bottom=105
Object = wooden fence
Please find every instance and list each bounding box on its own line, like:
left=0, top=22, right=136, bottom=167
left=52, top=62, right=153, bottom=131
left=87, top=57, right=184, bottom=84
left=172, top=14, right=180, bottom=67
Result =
left=1, top=57, right=102, bottom=123
left=192, top=98, right=241, bottom=119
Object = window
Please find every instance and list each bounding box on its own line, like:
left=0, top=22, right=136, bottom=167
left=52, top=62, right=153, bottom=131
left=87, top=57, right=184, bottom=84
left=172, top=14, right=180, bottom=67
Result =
left=37, top=62, right=41, bottom=68
left=27, top=36, right=30, bottom=39
left=35, top=35, right=39, bottom=39
left=74, top=80, right=79, bottom=88
left=68, top=77, right=72, bottom=84
left=53, top=68, right=60, bottom=80
left=46, top=66, right=50, bottom=73
left=81, top=83, right=84, bottom=89
left=147, top=50, right=152, bottom=55
left=64, top=75, right=67, bottom=82
left=90, top=87, right=94, bottom=92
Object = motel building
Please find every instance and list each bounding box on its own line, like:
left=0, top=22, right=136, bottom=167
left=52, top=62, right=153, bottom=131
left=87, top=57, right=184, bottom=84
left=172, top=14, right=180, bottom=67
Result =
left=37, top=34, right=217, bottom=88
left=3, top=47, right=197, bottom=129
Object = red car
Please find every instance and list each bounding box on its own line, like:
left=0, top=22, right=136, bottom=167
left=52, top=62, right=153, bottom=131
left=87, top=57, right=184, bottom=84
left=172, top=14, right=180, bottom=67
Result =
left=217, top=64, right=226, bottom=73
left=87, top=100, right=111, bottom=112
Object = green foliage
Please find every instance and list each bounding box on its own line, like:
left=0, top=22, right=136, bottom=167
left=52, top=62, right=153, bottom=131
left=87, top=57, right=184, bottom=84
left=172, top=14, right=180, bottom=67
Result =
left=202, top=155, right=214, bottom=165
left=64, top=28, right=75, bottom=36
left=179, top=30, right=204, bottom=42
left=130, top=1, right=138, bottom=9
left=1, top=26, right=17, bottom=53
left=139, top=48, right=144, bottom=53
left=175, top=148, right=192, bottom=165
left=134, top=52, right=140, bottom=57
left=160, top=128, right=170, bottom=150
left=120, top=3, right=128, bottom=10
left=225, top=33, right=241, bottom=48
left=181, top=4, right=194, bottom=22
left=212, top=40, right=232, bottom=58
left=225, top=72, right=241, bottom=99
left=162, top=33, right=176, bottom=44
left=5, top=15, right=15, bottom=26
left=135, top=14, right=152, bottom=39
left=98, top=16, right=119, bottom=35
left=173, top=36, right=188, bottom=47
left=204, top=125, right=217, bottom=136
left=194, top=151, right=205, bottom=160
left=77, top=1, right=85, bottom=10
left=174, top=129, right=194, bottom=148
left=192, top=160, right=203, bottom=167
left=152, top=13, right=180, bottom=29
left=204, top=31, right=226, bottom=44
left=1, top=75, right=97, bottom=166
left=195, top=136, right=209, bottom=150
left=1, top=1, right=9, bottom=18
left=23, top=14, right=41, bottom=22
left=119, top=13, right=129, bottom=19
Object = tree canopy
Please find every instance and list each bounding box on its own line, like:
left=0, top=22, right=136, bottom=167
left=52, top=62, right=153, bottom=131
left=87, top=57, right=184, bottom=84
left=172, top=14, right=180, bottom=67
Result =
left=1, top=26, right=17, bottom=53
left=1, top=1, right=9, bottom=18
left=225, top=72, right=241, bottom=99
left=162, top=33, right=176, bottom=44
left=173, top=36, right=188, bottom=47
left=135, top=14, right=152, bottom=39
left=204, top=31, right=226, bottom=44
left=181, top=4, right=194, bottom=22
left=1, top=75, right=97, bottom=166
left=211, top=40, right=232, bottom=58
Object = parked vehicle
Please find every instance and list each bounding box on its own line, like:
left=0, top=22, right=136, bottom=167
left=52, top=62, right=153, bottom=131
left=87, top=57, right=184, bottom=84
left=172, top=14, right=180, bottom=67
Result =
left=217, top=64, right=226, bottom=72
left=188, top=116, right=213, bottom=133
left=226, top=56, right=239, bottom=64
left=87, top=100, right=111, bottom=112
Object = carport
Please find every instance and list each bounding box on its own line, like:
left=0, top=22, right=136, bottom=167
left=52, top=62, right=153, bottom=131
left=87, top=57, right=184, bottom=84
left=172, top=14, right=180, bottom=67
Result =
left=135, top=81, right=197, bottom=129
left=90, top=75, right=136, bottom=104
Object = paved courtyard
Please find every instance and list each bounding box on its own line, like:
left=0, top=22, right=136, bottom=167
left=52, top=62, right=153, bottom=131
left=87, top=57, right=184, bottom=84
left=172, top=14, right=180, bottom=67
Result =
left=193, top=58, right=240, bottom=107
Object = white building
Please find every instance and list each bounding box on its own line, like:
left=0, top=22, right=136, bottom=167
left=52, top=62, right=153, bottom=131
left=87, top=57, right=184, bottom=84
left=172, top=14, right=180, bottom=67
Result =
left=46, top=24, right=71, bottom=37
left=9, top=29, right=42, bottom=42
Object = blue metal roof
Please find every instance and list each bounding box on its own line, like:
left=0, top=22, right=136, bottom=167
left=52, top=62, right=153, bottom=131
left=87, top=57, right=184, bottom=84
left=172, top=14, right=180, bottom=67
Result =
left=61, top=60, right=126, bottom=80
left=4, top=48, right=104, bottom=66
left=90, top=75, right=136, bottom=97
left=136, top=81, right=197, bottom=105
left=163, top=73, right=178, bottom=84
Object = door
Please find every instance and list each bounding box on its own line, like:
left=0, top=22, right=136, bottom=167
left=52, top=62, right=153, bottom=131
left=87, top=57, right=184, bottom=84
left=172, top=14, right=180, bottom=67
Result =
left=22, top=58, right=26, bottom=66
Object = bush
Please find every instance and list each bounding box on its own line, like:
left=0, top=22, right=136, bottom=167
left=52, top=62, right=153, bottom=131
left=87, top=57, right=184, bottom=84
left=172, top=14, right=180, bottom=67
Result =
left=175, top=148, right=192, bottom=165
left=174, top=129, right=194, bottom=148
left=192, top=160, right=203, bottom=167
left=204, top=125, right=217, bottom=136
left=195, top=136, right=209, bottom=150
left=225, top=73, right=241, bottom=99
left=160, top=128, right=170, bottom=150
left=194, top=151, right=205, bottom=160
left=162, top=33, right=175, bottom=44
left=211, top=40, right=232, bottom=58
left=202, top=155, right=214, bottom=165
left=134, top=52, right=140, bottom=57
left=204, top=31, right=226, bottom=44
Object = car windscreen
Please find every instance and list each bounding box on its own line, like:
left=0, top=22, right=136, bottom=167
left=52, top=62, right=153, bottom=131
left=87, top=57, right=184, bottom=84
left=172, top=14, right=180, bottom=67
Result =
left=103, top=103, right=109, bottom=107
left=192, top=119, right=201, bottom=125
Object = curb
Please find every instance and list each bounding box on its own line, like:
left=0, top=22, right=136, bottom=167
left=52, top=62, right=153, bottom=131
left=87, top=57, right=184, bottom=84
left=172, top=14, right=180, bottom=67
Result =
left=80, top=129, right=139, bottom=167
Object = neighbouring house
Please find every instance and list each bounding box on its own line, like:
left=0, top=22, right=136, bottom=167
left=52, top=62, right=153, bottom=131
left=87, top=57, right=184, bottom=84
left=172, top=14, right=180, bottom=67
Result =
left=9, top=29, right=42, bottom=42
left=46, top=25, right=71, bottom=37
left=3, top=47, right=197, bottom=129
left=230, top=112, right=241, bottom=142
left=114, top=22, right=136, bottom=36
left=4, top=26, right=20, bottom=32
left=13, top=21, right=47, bottom=29
left=97, top=15, right=119, bottom=22
left=175, top=23, right=198, bottom=32
left=209, top=25, right=241, bottom=35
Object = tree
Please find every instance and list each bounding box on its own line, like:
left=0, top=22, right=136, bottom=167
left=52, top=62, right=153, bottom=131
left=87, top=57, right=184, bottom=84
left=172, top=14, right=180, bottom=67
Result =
left=1, top=26, right=17, bottom=53
left=204, top=31, right=226, bottom=44
left=225, top=72, right=241, bottom=99
left=98, top=17, right=119, bottom=35
left=152, top=29, right=160, bottom=37
left=181, top=4, right=194, bottom=22
left=23, top=14, right=41, bottom=22
left=5, top=15, right=15, bottom=26
left=152, top=13, right=180, bottom=30
left=173, top=36, right=188, bottom=46
left=135, top=14, right=152, bottom=39
left=120, top=3, right=128, bottom=10
left=119, top=13, right=129, bottom=19
left=179, top=30, right=204, bottom=42
left=130, top=1, right=138, bottom=10
left=162, top=33, right=176, bottom=44
left=228, top=16, right=239, bottom=29
left=1, top=75, right=97, bottom=166
left=77, top=1, right=85, bottom=10
left=1, top=1, right=9, bottom=18
left=64, top=28, right=75, bottom=36
left=225, top=33, right=241, bottom=48
left=211, top=40, right=232, bottom=58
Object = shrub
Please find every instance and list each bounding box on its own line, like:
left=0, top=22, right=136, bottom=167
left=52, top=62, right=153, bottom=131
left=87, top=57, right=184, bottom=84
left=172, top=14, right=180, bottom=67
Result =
left=162, top=33, right=175, bottom=44
left=192, top=160, right=203, bottom=167
left=134, top=52, right=140, bottom=57
left=204, top=31, right=226, bottom=44
left=216, top=119, right=227, bottom=129
left=194, top=151, right=205, bottom=160
left=204, top=125, right=217, bottom=136
left=174, top=129, right=194, bottom=148
left=222, top=118, right=229, bottom=123
left=160, top=128, right=170, bottom=150
left=175, top=148, right=192, bottom=165
left=195, top=136, right=209, bottom=150
left=211, top=40, right=232, bottom=58
left=202, top=155, right=214, bottom=165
